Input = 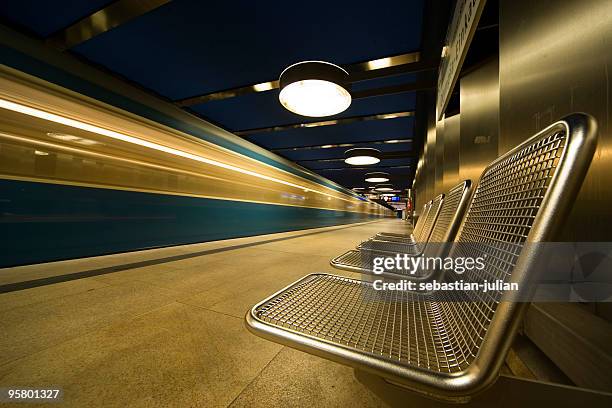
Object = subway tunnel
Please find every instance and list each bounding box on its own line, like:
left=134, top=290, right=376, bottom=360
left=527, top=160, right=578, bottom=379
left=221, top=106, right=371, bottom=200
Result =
left=0, top=0, right=611, bottom=406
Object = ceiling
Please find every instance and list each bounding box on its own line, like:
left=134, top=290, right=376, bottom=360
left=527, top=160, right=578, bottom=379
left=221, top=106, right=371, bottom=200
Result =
left=0, top=0, right=449, bottom=194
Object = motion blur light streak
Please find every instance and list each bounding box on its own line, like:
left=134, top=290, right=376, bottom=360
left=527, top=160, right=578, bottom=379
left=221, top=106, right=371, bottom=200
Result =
left=0, top=98, right=361, bottom=204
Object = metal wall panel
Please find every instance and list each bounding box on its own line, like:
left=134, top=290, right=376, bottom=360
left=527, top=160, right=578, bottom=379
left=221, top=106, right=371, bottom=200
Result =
left=459, top=57, right=499, bottom=185
left=499, top=0, right=612, bottom=320
left=425, top=122, right=437, bottom=201
left=442, top=113, right=460, bottom=192
left=435, top=118, right=445, bottom=195
left=500, top=0, right=611, bottom=243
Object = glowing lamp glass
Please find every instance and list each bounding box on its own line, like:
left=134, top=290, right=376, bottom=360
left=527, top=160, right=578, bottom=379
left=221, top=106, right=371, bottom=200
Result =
left=365, top=172, right=390, bottom=183
left=344, top=148, right=381, bottom=166
left=279, top=79, right=351, bottom=117
left=375, top=183, right=394, bottom=192
left=279, top=61, right=351, bottom=117
left=344, top=155, right=380, bottom=165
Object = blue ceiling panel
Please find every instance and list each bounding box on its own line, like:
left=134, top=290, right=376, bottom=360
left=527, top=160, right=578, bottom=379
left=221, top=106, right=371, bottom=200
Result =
left=193, top=91, right=416, bottom=131
left=244, top=116, right=414, bottom=149
left=0, top=0, right=114, bottom=37
left=73, top=0, right=423, bottom=100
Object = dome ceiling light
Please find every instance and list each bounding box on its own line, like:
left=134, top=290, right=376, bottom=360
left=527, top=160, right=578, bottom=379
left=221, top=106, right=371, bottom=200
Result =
left=375, top=183, right=394, bottom=192
left=344, top=148, right=381, bottom=165
left=364, top=172, right=390, bottom=183
left=279, top=61, right=351, bottom=117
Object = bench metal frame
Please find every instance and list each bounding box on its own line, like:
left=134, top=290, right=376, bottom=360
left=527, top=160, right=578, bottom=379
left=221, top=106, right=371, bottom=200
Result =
left=246, top=114, right=597, bottom=401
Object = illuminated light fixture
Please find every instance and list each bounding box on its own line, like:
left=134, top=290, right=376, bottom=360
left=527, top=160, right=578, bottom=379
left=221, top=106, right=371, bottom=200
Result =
left=253, top=81, right=275, bottom=92
left=279, top=61, right=351, bottom=117
left=384, top=139, right=403, bottom=144
left=364, top=172, right=390, bottom=183
left=380, top=193, right=396, bottom=197
left=320, top=144, right=333, bottom=149
left=34, top=150, right=49, bottom=156
left=375, top=183, right=394, bottom=192
left=344, top=148, right=381, bottom=165
left=367, top=57, right=392, bottom=70
left=0, top=98, right=358, bottom=204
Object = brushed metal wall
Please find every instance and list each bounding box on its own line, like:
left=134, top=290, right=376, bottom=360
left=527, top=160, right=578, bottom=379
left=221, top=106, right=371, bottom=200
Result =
left=442, top=113, right=460, bottom=192
left=500, top=0, right=611, bottom=241
left=459, top=57, right=500, bottom=184
left=499, top=0, right=612, bottom=321
left=435, top=118, right=445, bottom=196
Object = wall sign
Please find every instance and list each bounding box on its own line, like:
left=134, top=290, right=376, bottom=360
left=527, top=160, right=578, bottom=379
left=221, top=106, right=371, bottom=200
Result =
left=436, top=0, right=486, bottom=120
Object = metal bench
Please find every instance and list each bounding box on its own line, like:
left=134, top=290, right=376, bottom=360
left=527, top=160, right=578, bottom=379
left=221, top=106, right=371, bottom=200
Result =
left=359, top=194, right=444, bottom=256
left=245, top=114, right=597, bottom=401
left=331, top=181, right=471, bottom=276
left=375, top=201, right=431, bottom=242
left=373, top=200, right=437, bottom=245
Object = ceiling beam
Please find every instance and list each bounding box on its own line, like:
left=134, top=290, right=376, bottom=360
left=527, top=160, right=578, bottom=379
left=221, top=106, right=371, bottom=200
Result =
left=175, top=52, right=436, bottom=107
left=296, top=151, right=417, bottom=163
left=271, top=138, right=412, bottom=152
left=351, top=79, right=436, bottom=99
left=46, top=0, right=171, bottom=51
left=235, top=110, right=414, bottom=136
left=315, top=165, right=412, bottom=171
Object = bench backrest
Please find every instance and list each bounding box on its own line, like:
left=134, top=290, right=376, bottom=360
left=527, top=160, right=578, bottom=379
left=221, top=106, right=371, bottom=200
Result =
left=437, top=114, right=597, bottom=372
left=411, top=201, right=431, bottom=239
left=414, top=194, right=443, bottom=243
left=428, top=180, right=472, bottom=245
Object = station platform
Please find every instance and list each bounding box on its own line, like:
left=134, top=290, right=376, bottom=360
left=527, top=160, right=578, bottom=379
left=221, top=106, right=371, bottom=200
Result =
left=0, top=219, right=408, bottom=407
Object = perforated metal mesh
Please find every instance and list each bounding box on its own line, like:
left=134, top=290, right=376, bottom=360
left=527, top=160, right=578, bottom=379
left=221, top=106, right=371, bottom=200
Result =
left=428, top=183, right=466, bottom=244
left=437, top=130, right=568, bottom=363
left=373, top=234, right=415, bottom=244
left=358, top=240, right=420, bottom=255
left=411, top=202, right=430, bottom=240
left=256, top=274, right=456, bottom=371
left=415, top=196, right=443, bottom=243
left=331, top=249, right=421, bottom=275
left=331, top=250, right=366, bottom=270
left=254, top=130, right=568, bottom=375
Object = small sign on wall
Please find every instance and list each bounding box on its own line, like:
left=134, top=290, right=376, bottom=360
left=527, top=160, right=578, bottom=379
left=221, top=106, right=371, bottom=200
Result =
left=436, top=0, right=486, bottom=120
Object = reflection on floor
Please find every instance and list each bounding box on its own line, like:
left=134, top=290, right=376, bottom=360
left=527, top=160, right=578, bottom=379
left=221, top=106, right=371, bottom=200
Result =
left=0, top=219, right=409, bottom=407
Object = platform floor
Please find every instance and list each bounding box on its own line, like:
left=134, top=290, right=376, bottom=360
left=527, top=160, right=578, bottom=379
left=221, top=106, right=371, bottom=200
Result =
left=0, top=219, right=411, bottom=407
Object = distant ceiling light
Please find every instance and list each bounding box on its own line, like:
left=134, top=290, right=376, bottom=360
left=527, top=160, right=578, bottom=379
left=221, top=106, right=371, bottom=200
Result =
left=344, top=148, right=381, bottom=165
left=375, top=183, right=394, bottom=192
left=352, top=187, right=365, bottom=191
left=253, top=81, right=275, bottom=92
left=364, top=172, right=390, bottom=183
left=279, top=61, right=351, bottom=117
left=380, top=193, right=396, bottom=197
left=34, top=150, right=49, bottom=156
left=385, top=139, right=402, bottom=144
left=367, top=57, right=392, bottom=70
left=320, top=144, right=334, bottom=149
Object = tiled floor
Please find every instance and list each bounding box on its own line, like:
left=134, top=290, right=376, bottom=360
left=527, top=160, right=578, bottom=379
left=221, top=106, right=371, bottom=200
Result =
left=0, top=219, right=408, bottom=407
